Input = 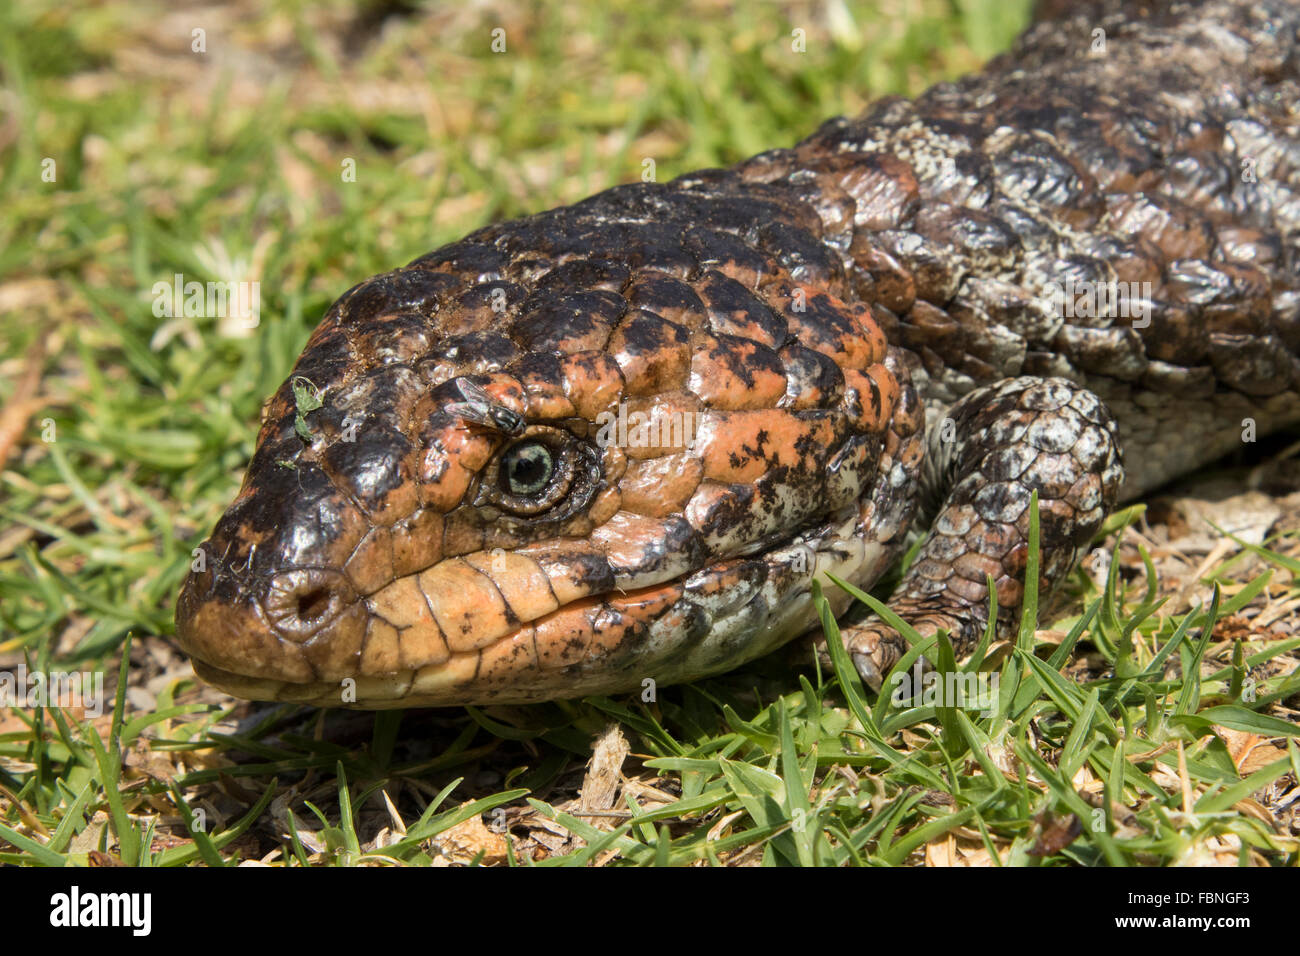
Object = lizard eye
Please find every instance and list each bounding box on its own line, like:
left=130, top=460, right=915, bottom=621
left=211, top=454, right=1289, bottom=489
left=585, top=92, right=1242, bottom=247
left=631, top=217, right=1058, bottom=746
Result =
left=501, top=440, right=553, bottom=496
left=479, top=427, right=600, bottom=518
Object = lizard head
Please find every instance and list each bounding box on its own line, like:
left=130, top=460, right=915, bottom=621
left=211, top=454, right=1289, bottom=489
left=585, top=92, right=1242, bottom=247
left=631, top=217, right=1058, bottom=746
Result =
left=175, top=182, right=921, bottom=707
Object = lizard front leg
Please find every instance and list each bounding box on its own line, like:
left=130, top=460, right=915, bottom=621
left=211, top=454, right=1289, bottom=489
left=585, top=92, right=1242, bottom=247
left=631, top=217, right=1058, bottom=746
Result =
left=841, top=377, right=1125, bottom=691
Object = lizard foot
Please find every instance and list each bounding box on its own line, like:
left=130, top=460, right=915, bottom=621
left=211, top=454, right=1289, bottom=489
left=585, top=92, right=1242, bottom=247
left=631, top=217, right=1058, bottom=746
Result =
left=823, top=377, right=1124, bottom=697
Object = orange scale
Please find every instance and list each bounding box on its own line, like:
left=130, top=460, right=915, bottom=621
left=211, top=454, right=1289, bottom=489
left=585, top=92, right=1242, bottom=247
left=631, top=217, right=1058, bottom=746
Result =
left=300, top=602, right=368, bottom=681
left=619, top=453, right=704, bottom=518
left=560, top=351, right=625, bottom=421
left=688, top=336, right=787, bottom=410
left=864, top=364, right=900, bottom=429
left=608, top=312, right=692, bottom=398
left=781, top=286, right=879, bottom=372
left=477, top=627, right=540, bottom=682
left=418, top=559, right=512, bottom=652
left=419, top=456, right=473, bottom=512
left=607, top=582, right=685, bottom=622
left=390, top=508, right=445, bottom=579
left=523, top=383, right=575, bottom=420
left=360, top=618, right=402, bottom=675
left=532, top=599, right=599, bottom=670
left=694, top=409, right=834, bottom=484
left=842, top=368, right=885, bottom=432
left=850, top=303, right=888, bottom=366
left=343, top=526, right=395, bottom=596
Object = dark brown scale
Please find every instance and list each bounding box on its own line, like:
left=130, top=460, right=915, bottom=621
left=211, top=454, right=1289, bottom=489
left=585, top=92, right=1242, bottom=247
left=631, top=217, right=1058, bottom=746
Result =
left=624, top=273, right=708, bottom=326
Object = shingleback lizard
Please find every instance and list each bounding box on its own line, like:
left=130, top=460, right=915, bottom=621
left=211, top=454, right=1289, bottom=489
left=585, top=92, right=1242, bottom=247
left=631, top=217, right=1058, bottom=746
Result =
left=175, top=0, right=1300, bottom=708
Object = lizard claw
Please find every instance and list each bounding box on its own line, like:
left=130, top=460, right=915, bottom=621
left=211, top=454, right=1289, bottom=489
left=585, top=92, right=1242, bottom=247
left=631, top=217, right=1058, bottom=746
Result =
left=850, top=651, right=884, bottom=693
left=828, top=605, right=983, bottom=697
left=813, top=621, right=909, bottom=693
left=843, top=624, right=908, bottom=694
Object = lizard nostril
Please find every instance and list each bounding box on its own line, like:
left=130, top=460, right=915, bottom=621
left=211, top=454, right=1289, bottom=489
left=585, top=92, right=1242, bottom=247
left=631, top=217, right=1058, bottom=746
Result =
left=262, top=569, right=356, bottom=641
left=296, top=588, right=333, bottom=621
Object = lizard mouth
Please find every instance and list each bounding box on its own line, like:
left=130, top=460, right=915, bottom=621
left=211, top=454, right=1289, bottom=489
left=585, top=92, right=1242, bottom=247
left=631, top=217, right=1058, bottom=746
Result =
left=175, top=528, right=699, bottom=707
left=179, top=560, right=732, bottom=708
left=183, top=576, right=685, bottom=708
left=176, top=509, right=891, bottom=708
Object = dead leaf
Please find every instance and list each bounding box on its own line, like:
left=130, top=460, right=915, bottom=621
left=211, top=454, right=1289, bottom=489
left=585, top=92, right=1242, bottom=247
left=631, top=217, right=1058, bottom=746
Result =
left=431, top=810, right=509, bottom=865
left=579, top=723, right=629, bottom=827
left=1027, top=810, right=1082, bottom=856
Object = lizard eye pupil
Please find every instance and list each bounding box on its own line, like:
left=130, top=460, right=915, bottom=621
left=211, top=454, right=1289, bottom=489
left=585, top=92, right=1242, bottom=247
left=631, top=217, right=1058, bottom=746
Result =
left=502, top=441, right=553, bottom=496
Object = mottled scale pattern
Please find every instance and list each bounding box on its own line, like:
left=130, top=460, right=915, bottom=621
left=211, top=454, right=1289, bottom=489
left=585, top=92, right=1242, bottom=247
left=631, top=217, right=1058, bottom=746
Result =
left=177, top=0, right=1300, bottom=707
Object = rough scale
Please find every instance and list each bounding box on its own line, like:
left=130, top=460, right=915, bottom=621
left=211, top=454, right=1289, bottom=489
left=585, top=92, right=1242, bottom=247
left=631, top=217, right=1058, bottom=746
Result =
left=176, top=0, right=1300, bottom=707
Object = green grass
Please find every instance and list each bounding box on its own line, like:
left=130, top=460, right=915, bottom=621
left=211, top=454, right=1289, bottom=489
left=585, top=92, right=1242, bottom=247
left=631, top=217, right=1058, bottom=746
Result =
left=2, top=0, right=1298, bottom=866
